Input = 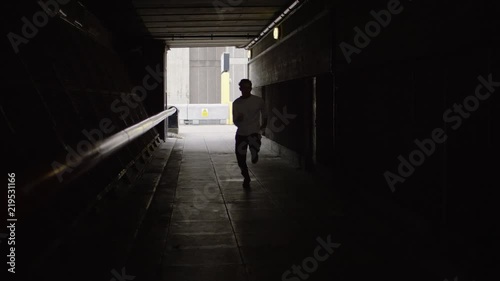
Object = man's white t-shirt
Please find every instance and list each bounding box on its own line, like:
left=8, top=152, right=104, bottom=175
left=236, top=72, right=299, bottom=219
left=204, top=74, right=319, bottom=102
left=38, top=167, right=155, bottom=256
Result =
left=232, top=95, right=267, bottom=136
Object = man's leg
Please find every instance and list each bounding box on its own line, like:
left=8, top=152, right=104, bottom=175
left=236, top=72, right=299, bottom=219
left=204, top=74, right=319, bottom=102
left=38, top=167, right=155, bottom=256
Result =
left=235, top=134, right=250, bottom=185
left=249, top=133, right=262, bottom=164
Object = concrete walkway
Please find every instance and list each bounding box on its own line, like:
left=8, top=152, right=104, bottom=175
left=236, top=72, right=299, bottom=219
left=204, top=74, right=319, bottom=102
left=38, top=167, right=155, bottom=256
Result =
left=127, top=125, right=345, bottom=281
left=112, top=125, right=454, bottom=281
left=33, top=125, right=458, bottom=281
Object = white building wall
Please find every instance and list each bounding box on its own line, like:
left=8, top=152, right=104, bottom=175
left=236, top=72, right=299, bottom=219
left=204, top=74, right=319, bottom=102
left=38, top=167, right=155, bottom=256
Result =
left=166, top=47, right=248, bottom=106
left=166, top=48, right=190, bottom=104
left=228, top=47, right=249, bottom=102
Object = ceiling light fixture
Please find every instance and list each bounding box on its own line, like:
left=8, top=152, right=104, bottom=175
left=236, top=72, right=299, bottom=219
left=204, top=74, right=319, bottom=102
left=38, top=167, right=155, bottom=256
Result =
left=273, top=26, right=280, bottom=39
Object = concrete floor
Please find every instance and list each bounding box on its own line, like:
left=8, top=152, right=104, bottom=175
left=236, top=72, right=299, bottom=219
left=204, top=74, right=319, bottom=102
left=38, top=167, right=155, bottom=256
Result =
left=36, top=125, right=460, bottom=281
left=128, top=125, right=345, bottom=281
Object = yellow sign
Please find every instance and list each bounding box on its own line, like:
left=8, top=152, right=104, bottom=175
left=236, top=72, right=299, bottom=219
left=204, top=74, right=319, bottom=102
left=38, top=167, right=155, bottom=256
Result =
left=221, top=72, right=231, bottom=124
left=202, top=108, right=208, bottom=117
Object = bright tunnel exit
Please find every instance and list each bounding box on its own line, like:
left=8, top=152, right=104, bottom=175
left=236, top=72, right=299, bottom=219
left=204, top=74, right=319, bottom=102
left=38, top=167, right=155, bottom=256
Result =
left=165, top=47, right=249, bottom=130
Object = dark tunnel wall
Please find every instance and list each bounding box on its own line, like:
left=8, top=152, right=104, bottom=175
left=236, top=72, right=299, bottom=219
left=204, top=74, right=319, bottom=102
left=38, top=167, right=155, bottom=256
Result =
left=81, top=0, right=167, bottom=139
left=249, top=0, right=334, bottom=170
left=333, top=0, right=499, bottom=276
left=249, top=0, right=499, bottom=277
left=1, top=0, right=164, bottom=269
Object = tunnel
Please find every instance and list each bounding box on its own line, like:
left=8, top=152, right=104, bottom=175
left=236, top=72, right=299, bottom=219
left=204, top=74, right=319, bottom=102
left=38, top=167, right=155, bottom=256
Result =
left=1, top=0, right=499, bottom=280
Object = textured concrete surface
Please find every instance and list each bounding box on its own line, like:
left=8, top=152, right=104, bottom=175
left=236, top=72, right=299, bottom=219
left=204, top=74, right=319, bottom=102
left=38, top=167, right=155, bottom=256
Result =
left=126, top=125, right=345, bottom=281
left=40, top=125, right=462, bottom=281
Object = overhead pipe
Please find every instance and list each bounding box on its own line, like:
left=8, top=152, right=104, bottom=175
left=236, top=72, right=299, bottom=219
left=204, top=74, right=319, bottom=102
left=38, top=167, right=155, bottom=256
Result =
left=163, top=34, right=258, bottom=40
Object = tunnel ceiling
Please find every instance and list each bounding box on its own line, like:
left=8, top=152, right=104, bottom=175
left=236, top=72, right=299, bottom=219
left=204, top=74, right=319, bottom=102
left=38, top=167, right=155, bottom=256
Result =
left=131, top=0, right=292, bottom=48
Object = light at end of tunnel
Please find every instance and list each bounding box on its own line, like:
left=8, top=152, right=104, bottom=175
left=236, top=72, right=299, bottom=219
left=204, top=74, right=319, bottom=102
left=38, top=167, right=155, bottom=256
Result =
left=273, top=26, right=280, bottom=40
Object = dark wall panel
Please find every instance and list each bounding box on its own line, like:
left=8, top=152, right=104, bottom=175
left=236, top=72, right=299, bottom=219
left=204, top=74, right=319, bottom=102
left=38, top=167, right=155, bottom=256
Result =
left=2, top=1, right=161, bottom=269
left=332, top=0, right=499, bottom=277
left=249, top=0, right=498, bottom=278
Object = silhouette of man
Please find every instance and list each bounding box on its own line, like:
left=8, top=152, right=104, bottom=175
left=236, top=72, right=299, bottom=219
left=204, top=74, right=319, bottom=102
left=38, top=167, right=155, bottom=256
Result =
left=232, top=79, right=267, bottom=188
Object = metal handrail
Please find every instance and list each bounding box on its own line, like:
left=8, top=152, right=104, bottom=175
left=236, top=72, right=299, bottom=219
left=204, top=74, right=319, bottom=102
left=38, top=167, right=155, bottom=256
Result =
left=25, top=107, right=177, bottom=193
left=97, top=107, right=176, bottom=156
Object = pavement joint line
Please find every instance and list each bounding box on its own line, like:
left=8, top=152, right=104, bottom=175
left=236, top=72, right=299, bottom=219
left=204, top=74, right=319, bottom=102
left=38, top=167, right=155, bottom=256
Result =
left=204, top=135, right=250, bottom=279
